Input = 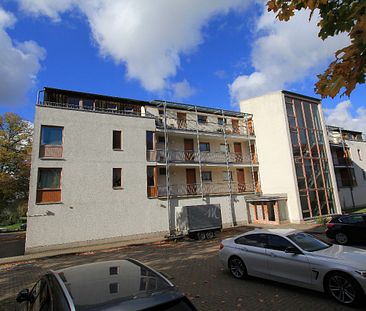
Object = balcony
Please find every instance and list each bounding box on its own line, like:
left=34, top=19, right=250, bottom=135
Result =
left=155, top=116, right=254, bottom=136
left=148, top=182, right=255, bottom=198
left=39, top=145, right=63, bottom=158
left=333, top=157, right=353, bottom=167
left=146, top=149, right=255, bottom=165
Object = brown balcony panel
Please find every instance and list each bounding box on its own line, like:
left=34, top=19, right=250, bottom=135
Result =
left=147, top=186, right=158, bottom=198
left=40, top=145, right=63, bottom=158
left=36, top=189, right=61, bottom=203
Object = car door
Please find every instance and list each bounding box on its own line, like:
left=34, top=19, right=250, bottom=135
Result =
left=234, top=233, right=268, bottom=277
left=265, top=234, right=311, bottom=287
left=340, top=215, right=365, bottom=241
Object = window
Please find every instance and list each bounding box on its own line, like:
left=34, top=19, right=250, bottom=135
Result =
left=146, top=131, right=154, bottom=150
left=29, top=279, right=51, bottom=311
left=202, top=171, right=212, bottom=182
left=339, top=215, right=365, bottom=224
left=110, top=267, right=119, bottom=275
left=223, top=171, right=233, bottom=181
left=267, top=235, right=294, bottom=252
left=363, top=170, right=366, bottom=181
left=218, top=117, right=226, bottom=125
left=67, top=97, right=80, bottom=108
left=158, top=136, right=165, bottom=143
left=159, top=168, right=166, bottom=175
left=197, top=115, right=207, bottom=124
left=147, top=166, right=155, bottom=187
left=40, top=126, right=63, bottom=158
left=109, top=283, right=119, bottom=294
left=235, top=234, right=267, bottom=248
left=113, top=168, right=122, bottom=188
left=199, top=142, right=210, bottom=152
left=357, top=149, right=362, bottom=161
left=36, top=168, right=62, bottom=203
left=41, top=126, right=63, bottom=146
left=288, top=232, right=330, bottom=252
left=113, top=130, right=122, bottom=150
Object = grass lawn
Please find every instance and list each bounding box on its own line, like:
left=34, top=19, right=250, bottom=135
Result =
left=346, top=207, right=366, bottom=214
left=0, top=223, right=25, bottom=232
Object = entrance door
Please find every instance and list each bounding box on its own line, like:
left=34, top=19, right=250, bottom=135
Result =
left=186, top=169, right=197, bottom=195
left=184, top=139, right=194, bottom=161
left=232, top=119, right=239, bottom=134
left=237, top=169, right=245, bottom=192
left=177, top=112, right=187, bottom=129
left=234, top=143, right=242, bottom=162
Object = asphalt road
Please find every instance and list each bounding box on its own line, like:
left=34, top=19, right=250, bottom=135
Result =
left=0, top=232, right=25, bottom=258
left=1, top=228, right=365, bottom=311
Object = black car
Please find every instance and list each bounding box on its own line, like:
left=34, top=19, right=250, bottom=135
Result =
left=326, top=213, right=366, bottom=245
left=16, top=259, right=197, bottom=311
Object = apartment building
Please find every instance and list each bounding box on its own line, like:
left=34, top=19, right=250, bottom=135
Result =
left=27, top=87, right=289, bottom=253
left=327, top=126, right=366, bottom=210
left=240, top=91, right=342, bottom=223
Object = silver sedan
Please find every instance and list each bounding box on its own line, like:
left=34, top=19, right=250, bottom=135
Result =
left=219, top=229, right=366, bottom=306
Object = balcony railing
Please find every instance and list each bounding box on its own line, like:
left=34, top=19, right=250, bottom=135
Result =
left=148, top=182, right=255, bottom=198
left=39, top=145, right=63, bottom=158
left=155, top=117, right=254, bottom=136
left=39, top=101, right=155, bottom=118
left=146, top=149, right=254, bottom=165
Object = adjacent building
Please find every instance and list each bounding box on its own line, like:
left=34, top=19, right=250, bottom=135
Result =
left=240, top=91, right=342, bottom=223
left=327, top=126, right=366, bottom=210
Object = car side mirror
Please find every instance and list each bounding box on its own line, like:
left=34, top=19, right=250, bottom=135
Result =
left=285, top=246, right=300, bottom=255
left=16, top=289, right=30, bottom=303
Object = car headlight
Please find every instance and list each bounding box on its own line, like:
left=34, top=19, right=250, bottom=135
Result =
left=356, top=271, right=366, bottom=277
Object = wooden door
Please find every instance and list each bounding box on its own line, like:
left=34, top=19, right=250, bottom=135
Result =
left=184, top=139, right=194, bottom=161
left=232, top=119, right=239, bottom=134
left=186, top=168, right=197, bottom=194
left=234, top=142, right=242, bottom=162
left=237, top=169, right=245, bottom=192
left=177, top=112, right=187, bottom=129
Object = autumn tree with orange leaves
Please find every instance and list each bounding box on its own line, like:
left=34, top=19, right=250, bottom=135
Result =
left=267, top=0, right=366, bottom=98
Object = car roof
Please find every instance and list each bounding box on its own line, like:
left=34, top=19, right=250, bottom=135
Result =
left=52, top=259, right=182, bottom=310
left=241, top=228, right=300, bottom=237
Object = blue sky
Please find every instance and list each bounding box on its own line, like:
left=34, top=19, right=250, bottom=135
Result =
left=0, top=1, right=365, bottom=133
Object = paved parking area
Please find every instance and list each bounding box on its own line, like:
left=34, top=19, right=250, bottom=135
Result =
left=0, top=232, right=25, bottom=258
left=1, top=228, right=365, bottom=311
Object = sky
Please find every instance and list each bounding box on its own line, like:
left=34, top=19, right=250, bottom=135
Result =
left=0, top=0, right=365, bottom=133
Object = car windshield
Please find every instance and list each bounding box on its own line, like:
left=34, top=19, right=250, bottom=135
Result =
left=287, top=232, right=331, bottom=252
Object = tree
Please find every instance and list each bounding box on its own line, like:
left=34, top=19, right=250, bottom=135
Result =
left=267, top=0, right=366, bottom=98
left=0, top=113, right=33, bottom=224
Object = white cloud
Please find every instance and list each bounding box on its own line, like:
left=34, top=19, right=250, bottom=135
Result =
left=0, top=7, right=46, bottom=106
left=229, top=6, right=349, bottom=104
left=171, top=80, right=196, bottom=101
left=324, top=100, right=366, bottom=135
left=19, top=0, right=248, bottom=96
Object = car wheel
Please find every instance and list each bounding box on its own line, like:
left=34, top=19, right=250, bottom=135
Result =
left=228, top=256, right=247, bottom=279
left=197, top=232, right=206, bottom=240
left=335, top=232, right=349, bottom=245
left=205, top=231, right=214, bottom=240
left=325, top=272, right=363, bottom=306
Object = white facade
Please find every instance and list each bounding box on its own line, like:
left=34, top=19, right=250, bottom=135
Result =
left=26, top=90, right=259, bottom=253
left=240, top=91, right=342, bottom=222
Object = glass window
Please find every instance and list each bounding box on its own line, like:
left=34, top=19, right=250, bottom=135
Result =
left=288, top=232, right=330, bottom=252
left=113, top=130, right=122, bottom=150
left=223, top=171, right=233, bottom=181
left=294, top=101, right=305, bottom=128
left=197, top=115, right=207, bottom=124
left=146, top=166, right=155, bottom=187
left=38, top=169, right=61, bottom=189
left=113, top=168, right=122, bottom=188
left=67, top=97, right=79, bottom=107
left=311, top=104, right=322, bottom=130
left=199, top=142, right=210, bottom=152
left=218, top=117, right=226, bottom=125
left=235, top=234, right=268, bottom=248
left=358, top=149, right=363, bottom=161
left=159, top=168, right=166, bottom=175
left=303, top=103, right=314, bottom=129
left=300, top=193, right=310, bottom=218
left=158, top=136, right=165, bottom=143
left=340, top=215, right=365, bottom=224
left=41, top=126, right=63, bottom=145
left=202, top=171, right=212, bottom=182
left=267, top=235, right=294, bottom=252
left=309, top=190, right=320, bottom=217
left=286, top=102, right=294, bottom=117
left=146, top=131, right=154, bottom=150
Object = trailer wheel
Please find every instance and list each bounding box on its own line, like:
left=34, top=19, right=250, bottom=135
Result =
left=197, top=232, right=206, bottom=240
left=205, top=231, right=214, bottom=240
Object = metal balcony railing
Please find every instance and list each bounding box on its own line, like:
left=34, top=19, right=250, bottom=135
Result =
left=155, top=117, right=254, bottom=136
left=146, top=149, right=253, bottom=165
left=39, top=101, right=155, bottom=118
left=153, top=182, right=255, bottom=198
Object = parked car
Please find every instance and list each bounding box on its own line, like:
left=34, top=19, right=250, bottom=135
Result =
left=326, top=213, right=366, bottom=245
left=16, top=258, right=197, bottom=311
left=219, top=229, right=366, bottom=306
